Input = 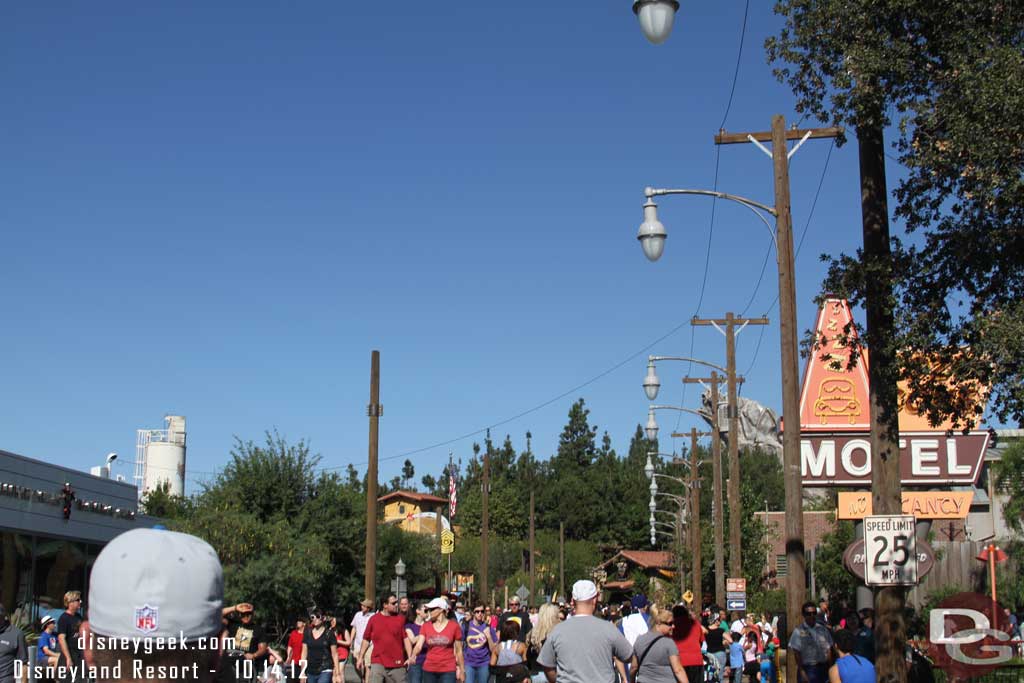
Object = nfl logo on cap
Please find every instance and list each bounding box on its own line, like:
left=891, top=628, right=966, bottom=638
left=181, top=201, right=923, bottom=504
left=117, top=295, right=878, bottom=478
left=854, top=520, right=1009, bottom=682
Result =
left=135, top=605, right=159, bottom=634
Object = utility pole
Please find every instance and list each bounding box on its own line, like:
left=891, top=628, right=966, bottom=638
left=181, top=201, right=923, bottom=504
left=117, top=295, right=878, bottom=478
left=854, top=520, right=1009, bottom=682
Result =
left=691, top=313, right=766, bottom=579
left=671, top=428, right=712, bottom=612
left=365, top=350, right=382, bottom=604
left=559, top=521, right=565, bottom=602
left=688, top=428, right=703, bottom=612
left=714, top=116, right=841, bottom=683
left=481, top=431, right=491, bottom=607
left=528, top=436, right=536, bottom=606
left=682, top=371, right=731, bottom=607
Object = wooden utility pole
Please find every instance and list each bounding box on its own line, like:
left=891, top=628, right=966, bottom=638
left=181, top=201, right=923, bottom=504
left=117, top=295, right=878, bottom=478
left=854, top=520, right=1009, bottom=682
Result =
left=715, top=116, right=841, bottom=683
left=683, top=372, right=731, bottom=607
left=481, top=434, right=491, bottom=607
left=671, top=428, right=712, bottom=612
left=688, top=428, right=703, bottom=612
left=691, top=313, right=766, bottom=579
left=529, top=490, right=536, bottom=605
left=365, top=350, right=382, bottom=604
left=559, top=522, right=565, bottom=602
left=859, top=114, right=906, bottom=683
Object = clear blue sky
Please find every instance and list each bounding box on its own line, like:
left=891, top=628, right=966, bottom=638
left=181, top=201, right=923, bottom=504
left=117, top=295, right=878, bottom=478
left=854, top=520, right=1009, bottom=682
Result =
left=2, top=2, right=885, bottom=493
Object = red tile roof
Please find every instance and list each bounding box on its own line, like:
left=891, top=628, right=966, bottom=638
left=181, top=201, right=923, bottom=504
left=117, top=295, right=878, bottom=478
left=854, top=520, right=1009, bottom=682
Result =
left=600, top=550, right=674, bottom=570
left=378, top=490, right=448, bottom=505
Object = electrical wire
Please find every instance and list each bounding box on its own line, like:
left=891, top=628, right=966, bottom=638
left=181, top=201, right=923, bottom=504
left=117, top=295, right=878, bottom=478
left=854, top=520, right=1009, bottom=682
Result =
left=741, top=139, right=835, bottom=381
left=671, top=0, right=751, bottom=440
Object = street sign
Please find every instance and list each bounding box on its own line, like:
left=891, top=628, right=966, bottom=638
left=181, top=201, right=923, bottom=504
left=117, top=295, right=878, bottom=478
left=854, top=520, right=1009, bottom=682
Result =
left=726, top=598, right=747, bottom=611
left=682, top=590, right=694, bottom=604
left=441, top=529, right=455, bottom=554
left=726, top=578, right=746, bottom=592
left=515, top=585, right=530, bottom=602
left=726, top=591, right=746, bottom=601
left=843, top=538, right=935, bottom=581
left=864, top=515, right=919, bottom=585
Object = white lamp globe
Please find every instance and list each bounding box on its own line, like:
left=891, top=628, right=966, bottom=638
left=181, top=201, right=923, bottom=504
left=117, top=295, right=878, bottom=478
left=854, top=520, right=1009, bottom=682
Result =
left=645, top=409, right=659, bottom=441
left=633, top=0, right=679, bottom=45
left=637, top=198, right=667, bottom=262
left=643, top=360, right=661, bottom=400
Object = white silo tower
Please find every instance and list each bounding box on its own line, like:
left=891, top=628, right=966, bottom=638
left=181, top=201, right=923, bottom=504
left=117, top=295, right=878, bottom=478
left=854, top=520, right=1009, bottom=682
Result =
left=135, top=415, right=187, bottom=499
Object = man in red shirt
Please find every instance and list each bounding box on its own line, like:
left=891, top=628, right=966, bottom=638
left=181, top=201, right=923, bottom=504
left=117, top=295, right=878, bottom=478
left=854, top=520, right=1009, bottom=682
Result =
left=356, top=595, right=411, bottom=683
left=285, top=616, right=306, bottom=683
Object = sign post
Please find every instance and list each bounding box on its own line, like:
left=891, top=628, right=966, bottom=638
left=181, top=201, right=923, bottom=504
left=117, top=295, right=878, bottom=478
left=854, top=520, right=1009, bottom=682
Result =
left=863, top=515, right=918, bottom=586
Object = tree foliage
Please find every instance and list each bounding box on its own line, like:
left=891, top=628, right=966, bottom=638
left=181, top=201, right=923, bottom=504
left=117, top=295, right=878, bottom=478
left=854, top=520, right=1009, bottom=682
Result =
left=993, top=440, right=1024, bottom=534
left=766, top=0, right=1024, bottom=428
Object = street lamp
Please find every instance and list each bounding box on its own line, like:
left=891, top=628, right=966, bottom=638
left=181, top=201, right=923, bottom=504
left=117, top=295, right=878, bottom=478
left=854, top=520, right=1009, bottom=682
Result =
left=392, top=558, right=407, bottom=599
left=632, top=0, right=679, bottom=45
left=644, top=356, right=728, bottom=401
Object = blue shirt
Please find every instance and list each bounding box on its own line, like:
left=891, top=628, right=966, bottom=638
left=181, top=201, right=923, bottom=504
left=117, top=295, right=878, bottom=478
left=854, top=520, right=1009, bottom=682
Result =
left=728, top=641, right=744, bottom=668
left=835, top=655, right=875, bottom=683
left=37, top=632, right=57, bottom=662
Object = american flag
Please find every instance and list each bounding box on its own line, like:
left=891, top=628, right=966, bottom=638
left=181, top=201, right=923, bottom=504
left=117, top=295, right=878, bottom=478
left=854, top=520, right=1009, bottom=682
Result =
left=448, top=467, right=457, bottom=520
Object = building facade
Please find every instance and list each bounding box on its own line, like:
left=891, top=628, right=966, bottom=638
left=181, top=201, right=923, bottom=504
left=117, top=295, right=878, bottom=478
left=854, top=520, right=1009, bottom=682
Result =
left=0, top=447, right=157, bottom=626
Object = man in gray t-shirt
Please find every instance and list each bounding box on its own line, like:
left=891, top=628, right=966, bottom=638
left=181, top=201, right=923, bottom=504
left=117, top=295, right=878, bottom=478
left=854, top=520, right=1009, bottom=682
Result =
left=538, top=580, right=633, bottom=683
left=0, top=604, right=29, bottom=683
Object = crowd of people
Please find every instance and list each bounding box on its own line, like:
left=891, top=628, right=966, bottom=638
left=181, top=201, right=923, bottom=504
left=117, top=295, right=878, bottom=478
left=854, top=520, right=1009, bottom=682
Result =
left=12, top=527, right=1023, bottom=683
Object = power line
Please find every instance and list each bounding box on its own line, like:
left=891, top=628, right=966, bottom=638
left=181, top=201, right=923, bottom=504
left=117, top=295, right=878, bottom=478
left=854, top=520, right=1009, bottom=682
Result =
left=672, top=0, right=751, bottom=439
left=741, top=140, right=835, bottom=380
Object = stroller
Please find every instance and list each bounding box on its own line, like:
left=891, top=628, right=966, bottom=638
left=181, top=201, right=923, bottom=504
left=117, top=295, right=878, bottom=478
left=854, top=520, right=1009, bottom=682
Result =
left=702, top=652, right=724, bottom=683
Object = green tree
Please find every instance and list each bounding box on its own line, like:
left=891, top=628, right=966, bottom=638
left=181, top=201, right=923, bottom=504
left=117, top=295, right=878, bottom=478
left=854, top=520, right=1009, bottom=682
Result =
left=402, top=459, right=416, bottom=489
left=813, top=518, right=857, bottom=610
left=994, top=441, right=1024, bottom=534
left=766, top=1, right=1024, bottom=428
left=139, top=480, right=191, bottom=519
left=170, top=432, right=366, bottom=636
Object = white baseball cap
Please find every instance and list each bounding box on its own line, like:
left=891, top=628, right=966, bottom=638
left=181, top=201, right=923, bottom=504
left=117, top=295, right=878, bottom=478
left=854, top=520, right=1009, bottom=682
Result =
left=88, top=528, right=223, bottom=638
left=425, top=597, right=449, bottom=612
left=572, top=580, right=598, bottom=602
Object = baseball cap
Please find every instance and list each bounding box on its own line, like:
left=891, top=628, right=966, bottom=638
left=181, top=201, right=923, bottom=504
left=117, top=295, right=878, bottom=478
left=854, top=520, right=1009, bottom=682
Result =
left=88, top=528, right=223, bottom=639
left=630, top=594, right=649, bottom=609
left=425, top=597, right=449, bottom=611
left=571, top=580, right=598, bottom=602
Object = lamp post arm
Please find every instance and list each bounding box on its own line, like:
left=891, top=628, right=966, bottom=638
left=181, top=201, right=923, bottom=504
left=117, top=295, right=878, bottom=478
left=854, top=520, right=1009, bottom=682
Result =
left=649, top=404, right=703, bottom=420
left=648, top=356, right=728, bottom=375
left=644, top=187, right=777, bottom=248
left=652, top=472, right=689, bottom=486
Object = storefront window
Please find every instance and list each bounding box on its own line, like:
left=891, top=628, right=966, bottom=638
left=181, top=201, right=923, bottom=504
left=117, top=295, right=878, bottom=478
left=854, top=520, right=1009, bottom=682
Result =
left=0, top=532, right=35, bottom=625
left=34, top=538, right=88, bottom=619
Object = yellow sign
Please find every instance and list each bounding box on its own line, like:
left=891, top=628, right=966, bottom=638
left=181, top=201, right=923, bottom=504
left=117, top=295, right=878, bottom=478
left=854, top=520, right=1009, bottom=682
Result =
left=440, top=529, right=455, bottom=554
left=837, top=491, right=974, bottom=520
left=682, top=590, right=694, bottom=604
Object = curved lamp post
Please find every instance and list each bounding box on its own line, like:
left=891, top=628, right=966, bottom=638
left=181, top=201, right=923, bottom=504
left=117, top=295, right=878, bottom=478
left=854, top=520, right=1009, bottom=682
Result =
left=644, top=355, right=728, bottom=401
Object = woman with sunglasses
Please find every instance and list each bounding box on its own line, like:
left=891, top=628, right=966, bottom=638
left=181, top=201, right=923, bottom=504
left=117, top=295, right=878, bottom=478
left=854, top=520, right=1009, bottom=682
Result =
left=630, top=608, right=689, bottom=683
left=410, top=598, right=465, bottom=683
left=463, top=604, right=496, bottom=683
left=405, top=603, right=429, bottom=683
left=301, top=611, right=340, bottom=683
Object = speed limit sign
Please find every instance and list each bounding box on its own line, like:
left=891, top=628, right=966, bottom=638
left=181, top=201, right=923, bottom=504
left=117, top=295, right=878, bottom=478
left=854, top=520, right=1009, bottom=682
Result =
left=863, top=515, right=919, bottom=586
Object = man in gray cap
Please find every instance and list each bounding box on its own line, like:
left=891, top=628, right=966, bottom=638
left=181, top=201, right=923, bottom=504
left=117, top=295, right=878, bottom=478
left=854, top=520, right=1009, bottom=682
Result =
left=81, top=528, right=225, bottom=683
left=537, top=580, right=632, bottom=683
left=0, top=603, right=28, bottom=683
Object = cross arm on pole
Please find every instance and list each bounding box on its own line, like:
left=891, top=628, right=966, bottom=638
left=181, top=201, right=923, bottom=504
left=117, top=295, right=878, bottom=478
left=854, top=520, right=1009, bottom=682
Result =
left=715, top=126, right=843, bottom=145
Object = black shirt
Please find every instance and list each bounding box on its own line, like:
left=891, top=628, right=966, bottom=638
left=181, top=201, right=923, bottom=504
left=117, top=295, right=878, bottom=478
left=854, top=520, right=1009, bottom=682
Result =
left=227, top=620, right=266, bottom=655
left=56, top=612, right=82, bottom=666
left=303, top=628, right=337, bottom=673
left=497, top=609, right=532, bottom=640
left=0, top=622, right=29, bottom=683
left=705, top=628, right=726, bottom=653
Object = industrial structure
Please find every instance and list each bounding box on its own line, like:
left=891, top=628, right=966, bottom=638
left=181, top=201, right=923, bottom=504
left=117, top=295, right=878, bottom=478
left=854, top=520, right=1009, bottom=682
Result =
left=135, top=415, right=187, bottom=500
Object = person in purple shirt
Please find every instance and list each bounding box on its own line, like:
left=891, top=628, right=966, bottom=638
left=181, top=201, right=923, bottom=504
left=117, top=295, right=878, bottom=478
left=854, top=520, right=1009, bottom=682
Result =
left=405, top=604, right=430, bottom=683
left=462, top=604, right=496, bottom=683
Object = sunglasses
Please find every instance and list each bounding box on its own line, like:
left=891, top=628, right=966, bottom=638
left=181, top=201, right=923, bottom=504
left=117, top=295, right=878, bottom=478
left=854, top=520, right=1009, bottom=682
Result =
left=473, top=609, right=484, bottom=614
left=803, top=612, right=816, bottom=616
left=387, top=601, right=398, bottom=605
